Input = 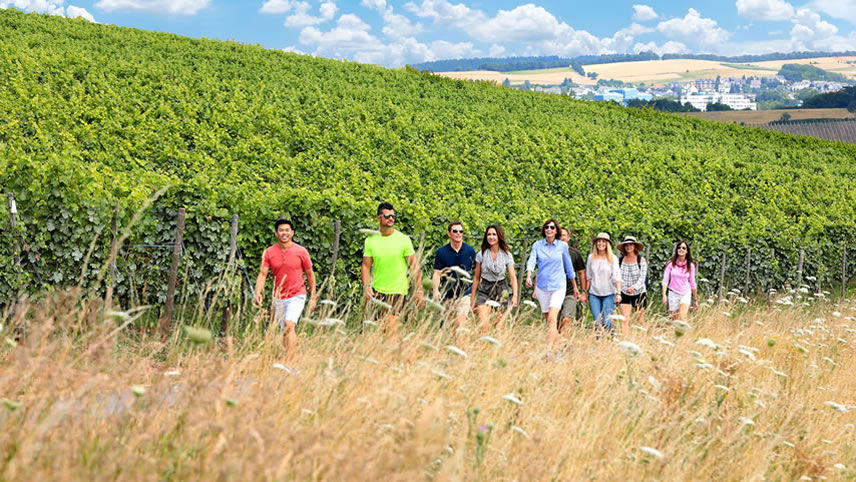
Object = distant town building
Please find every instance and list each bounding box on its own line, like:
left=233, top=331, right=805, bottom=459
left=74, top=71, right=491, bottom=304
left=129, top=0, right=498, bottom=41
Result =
left=683, top=92, right=757, bottom=111
left=593, top=92, right=624, bottom=103
left=749, top=78, right=762, bottom=89
left=695, top=79, right=716, bottom=91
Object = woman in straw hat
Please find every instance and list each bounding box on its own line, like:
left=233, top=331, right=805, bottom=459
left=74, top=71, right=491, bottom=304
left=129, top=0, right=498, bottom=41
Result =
left=617, top=236, right=648, bottom=337
left=585, top=232, right=621, bottom=335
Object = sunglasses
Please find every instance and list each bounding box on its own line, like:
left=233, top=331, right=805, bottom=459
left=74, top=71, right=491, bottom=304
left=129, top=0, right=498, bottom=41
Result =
left=380, top=214, right=396, bottom=219
left=677, top=246, right=688, bottom=250
left=544, top=225, right=557, bottom=230
left=451, top=229, right=464, bottom=234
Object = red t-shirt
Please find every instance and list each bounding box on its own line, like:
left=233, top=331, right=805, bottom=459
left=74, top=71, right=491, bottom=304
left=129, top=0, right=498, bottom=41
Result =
left=262, top=243, right=312, bottom=299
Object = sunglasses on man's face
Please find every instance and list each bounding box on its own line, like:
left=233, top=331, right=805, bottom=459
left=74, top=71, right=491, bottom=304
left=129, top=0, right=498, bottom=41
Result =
left=380, top=214, right=396, bottom=219
left=451, top=229, right=464, bottom=234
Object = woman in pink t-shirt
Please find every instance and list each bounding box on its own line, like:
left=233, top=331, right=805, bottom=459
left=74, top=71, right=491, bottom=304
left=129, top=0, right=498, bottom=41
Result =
left=661, top=240, right=698, bottom=321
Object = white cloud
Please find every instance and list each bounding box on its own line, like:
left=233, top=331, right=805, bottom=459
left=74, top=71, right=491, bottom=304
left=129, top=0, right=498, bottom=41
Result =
left=811, top=0, right=856, bottom=25
left=736, top=0, right=795, bottom=21
left=632, top=4, right=658, bottom=21
left=94, top=0, right=210, bottom=15
left=488, top=43, right=505, bottom=56
left=361, top=0, right=423, bottom=39
left=282, top=45, right=307, bottom=54
left=404, top=0, right=482, bottom=29
left=470, top=4, right=566, bottom=43
left=66, top=4, right=94, bottom=20
left=0, top=0, right=66, bottom=15
left=298, top=12, right=481, bottom=66
left=284, top=1, right=337, bottom=27
left=790, top=8, right=838, bottom=48
left=429, top=40, right=477, bottom=59
left=657, top=8, right=730, bottom=46
left=259, top=0, right=294, bottom=14
left=1, top=0, right=95, bottom=21
left=633, top=40, right=688, bottom=55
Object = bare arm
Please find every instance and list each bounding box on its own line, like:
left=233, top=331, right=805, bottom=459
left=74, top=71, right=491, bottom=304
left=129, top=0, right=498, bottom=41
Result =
left=254, top=258, right=269, bottom=306
left=305, top=267, right=317, bottom=314
left=361, top=256, right=374, bottom=300
left=508, top=264, right=519, bottom=307
left=406, top=254, right=424, bottom=304
left=432, top=269, right=443, bottom=300
left=470, top=263, right=482, bottom=309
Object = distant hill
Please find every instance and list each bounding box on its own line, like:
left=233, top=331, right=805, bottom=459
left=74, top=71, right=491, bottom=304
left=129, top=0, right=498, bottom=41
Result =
left=778, top=63, right=852, bottom=83
left=415, top=51, right=856, bottom=72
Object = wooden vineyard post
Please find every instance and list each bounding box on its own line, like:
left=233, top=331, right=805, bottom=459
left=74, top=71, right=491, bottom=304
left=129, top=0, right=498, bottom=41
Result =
left=221, top=213, right=239, bottom=336
left=517, top=236, right=529, bottom=307
left=716, top=249, right=727, bottom=302
left=797, top=249, right=805, bottom=287
left=842, top=244, right=848, bottom=299
left=7, top=193, right=20, bottom=268
left=159, top=207, right=186, bottom=339
left=744, top=248, right=751, bottom=296
left=327, top=219, right=341, bottom=290
left=104, top=201, right=120, bottom=312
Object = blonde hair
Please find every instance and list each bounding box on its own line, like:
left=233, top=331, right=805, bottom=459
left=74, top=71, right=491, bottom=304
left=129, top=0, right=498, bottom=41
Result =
left=591, top=238, right=614, bottom=264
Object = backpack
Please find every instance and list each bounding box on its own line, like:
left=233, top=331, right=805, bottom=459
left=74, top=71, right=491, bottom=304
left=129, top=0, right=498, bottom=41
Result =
left=619, top=256, right=650, bottom=292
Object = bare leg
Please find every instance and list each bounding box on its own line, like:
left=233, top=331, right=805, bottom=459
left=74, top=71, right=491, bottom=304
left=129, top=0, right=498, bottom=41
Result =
left=636, top=307, right=646, bottom=325
left=546, top=308, right=560, bottom=348
left=283, top=321, right=297, bottom=364
left=558, top=316, right=571, bottom=334
left=677, top=303, right=690, bottom=322
left=619, top=303, right=632, bottom=338
left=477, top=305, right=492, bottom=334
left=385, top=313, right=400, bottom=338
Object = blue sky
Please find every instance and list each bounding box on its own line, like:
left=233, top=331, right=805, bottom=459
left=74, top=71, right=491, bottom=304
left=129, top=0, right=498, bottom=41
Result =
left=3, top=0, right=856, bottom=66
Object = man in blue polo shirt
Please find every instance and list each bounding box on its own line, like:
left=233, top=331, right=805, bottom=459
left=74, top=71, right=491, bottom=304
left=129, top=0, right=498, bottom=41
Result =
left=432, top=221, right=476, bottom=330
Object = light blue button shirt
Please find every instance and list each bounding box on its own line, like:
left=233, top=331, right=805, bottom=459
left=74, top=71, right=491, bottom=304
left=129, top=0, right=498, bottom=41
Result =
left=526, top=239, right=575, bottom=291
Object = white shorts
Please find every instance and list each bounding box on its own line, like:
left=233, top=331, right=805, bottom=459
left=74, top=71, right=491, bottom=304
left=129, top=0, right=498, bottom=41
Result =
left=274, top=294, right=306, bottom=329
left=535, top=288, right=565, bottom=313
left=448, top=295, right=471, bottom=319
left=668, top=290, right=691, bottom=312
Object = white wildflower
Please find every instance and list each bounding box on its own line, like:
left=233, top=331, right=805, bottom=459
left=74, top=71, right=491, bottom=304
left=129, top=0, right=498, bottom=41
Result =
left=608, top=314, right=626, bottom=322
left=738, top=417, right=755, bottom=426
left=449, top=266, right=472, bottom=279
left=822, top=357, right=837, bottom=367
left=696, top=363, right=714, bottom=370
left=480, top=336, right=500, bottom=345
left=653, top=336, right=674, bottom=347
left=647, top=376, right=661, bottom=392
left=511, top=425, right=530, bottom=438
left=485, top=300, right=501, bottom=308
left=834, top=464, right=846, bottom=470
left=319, top=299, right=337, bottom=307
left=714, top=385, right=730, bottom=392
left=739, top=349, right=757, bottom=361
left=131, top=385, right=146, bottom=397
left=163, top=370, right=181, bottom=376
left=503, top=393, right=523, bottom=405
left=358, top=228, right=382, bottom=236
left=431, top=370, right=451, bottom=380
left=369, top=298, right=392, bottom=310
left=639, top=446, right=664, bottom=459
left=523, top=300, right=538, bottom=309
left=362, top=319, right=378, bottom=327
left=421, top=342, right=439, bottom=351
left=272, top=363, right=292, bottom=373
left=446, top=345, right=468, bottom=358
left=632, top=324, right=647, bottom=332
left=824, top=401, right=849, bottom=413
left=618, top=341, right=642, bottom=357
left=425, top=298, right=446, bottom=311
left=358, top=356, right=379, bottom=364
left=696, top=338, right=717, bottom=349
left=722, top=312, right=732, bottom=317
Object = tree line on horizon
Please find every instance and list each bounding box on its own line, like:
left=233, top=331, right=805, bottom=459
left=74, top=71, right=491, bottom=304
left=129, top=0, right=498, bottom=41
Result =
left=413, top=50, right=856, bottom=73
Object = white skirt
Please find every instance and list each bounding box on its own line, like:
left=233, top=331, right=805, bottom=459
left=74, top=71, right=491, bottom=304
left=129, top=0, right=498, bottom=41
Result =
left=535, top=288, right=565, bottom=313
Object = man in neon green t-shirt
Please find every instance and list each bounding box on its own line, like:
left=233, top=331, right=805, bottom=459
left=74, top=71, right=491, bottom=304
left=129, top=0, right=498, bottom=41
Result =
left=361, top=201, right=424, bottom=335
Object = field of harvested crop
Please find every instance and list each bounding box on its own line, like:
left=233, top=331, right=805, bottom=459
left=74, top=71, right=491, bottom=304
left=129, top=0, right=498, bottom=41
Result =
left=1, top=290, right=854, bottom=480
left=436, top=56, right=856, bottom=86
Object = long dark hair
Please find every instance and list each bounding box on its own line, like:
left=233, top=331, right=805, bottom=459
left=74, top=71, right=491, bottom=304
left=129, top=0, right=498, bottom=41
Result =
left=669, top=240, right=694, bottom=271
left=542, top=218, right=560, bottom=238
left=481, top=225, right=510, bottom=254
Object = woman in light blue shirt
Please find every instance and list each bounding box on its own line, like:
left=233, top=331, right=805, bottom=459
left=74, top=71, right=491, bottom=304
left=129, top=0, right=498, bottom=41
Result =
left=525, top=219, right=579, bottom=347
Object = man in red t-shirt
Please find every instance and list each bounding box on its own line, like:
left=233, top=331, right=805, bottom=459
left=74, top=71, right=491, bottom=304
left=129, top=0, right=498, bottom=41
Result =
left=254, top=219, right=316, bottom=363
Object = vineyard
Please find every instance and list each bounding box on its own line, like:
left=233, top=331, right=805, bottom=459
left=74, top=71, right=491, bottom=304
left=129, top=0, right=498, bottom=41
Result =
left=1, top=9, right=856, bottom=314
left=755, top=119, right=856, bottom=145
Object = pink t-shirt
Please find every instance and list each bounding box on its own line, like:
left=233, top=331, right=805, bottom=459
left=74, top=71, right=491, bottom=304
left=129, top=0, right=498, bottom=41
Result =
left=263, top=243, right=312, bottom=299
left=662, top=260, right=696, bottom=295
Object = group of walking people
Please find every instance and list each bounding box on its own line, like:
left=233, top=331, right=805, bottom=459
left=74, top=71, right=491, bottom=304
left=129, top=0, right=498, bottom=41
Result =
left=254, top=202, right=699, bottom=361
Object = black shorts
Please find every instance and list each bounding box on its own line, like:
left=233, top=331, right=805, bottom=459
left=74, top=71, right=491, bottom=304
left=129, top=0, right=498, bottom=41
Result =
left=620, top=292, right=648, bottom=308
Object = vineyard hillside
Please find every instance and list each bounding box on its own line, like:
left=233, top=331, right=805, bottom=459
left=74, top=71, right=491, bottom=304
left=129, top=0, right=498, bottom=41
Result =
left=1, top=9, right=855, bottom=303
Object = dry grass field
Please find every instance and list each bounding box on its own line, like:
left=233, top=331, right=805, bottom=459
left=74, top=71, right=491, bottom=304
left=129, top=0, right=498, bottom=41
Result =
left=436, top=56, right=856, bottom=86
left=1, top=289, right=855, bottom=480
left=684, top=108, right=854, bottom=124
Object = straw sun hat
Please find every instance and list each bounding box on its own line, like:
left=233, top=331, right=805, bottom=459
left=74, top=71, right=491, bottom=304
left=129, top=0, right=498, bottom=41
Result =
left=617, top=236, right=645, bottom=254
left=592, top=232, right=613, bottom=245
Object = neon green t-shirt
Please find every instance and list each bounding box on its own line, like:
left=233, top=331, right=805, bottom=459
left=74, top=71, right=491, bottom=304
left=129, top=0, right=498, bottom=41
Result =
left=363, top=230, right=415, bottom=295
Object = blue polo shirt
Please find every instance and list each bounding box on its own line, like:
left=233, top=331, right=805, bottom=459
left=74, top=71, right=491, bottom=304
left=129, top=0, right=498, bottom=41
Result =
left=433, top=242, right=476, bottom=299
